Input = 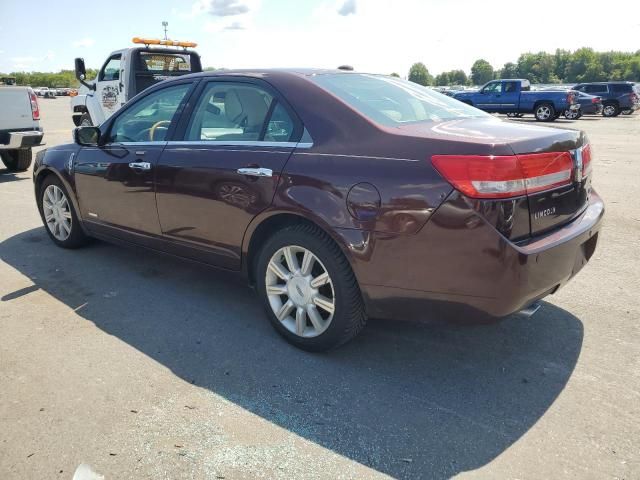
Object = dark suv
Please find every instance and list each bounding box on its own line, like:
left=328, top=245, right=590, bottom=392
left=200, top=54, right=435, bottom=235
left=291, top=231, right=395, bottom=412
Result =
left=573, top=82, right=639, bottom=117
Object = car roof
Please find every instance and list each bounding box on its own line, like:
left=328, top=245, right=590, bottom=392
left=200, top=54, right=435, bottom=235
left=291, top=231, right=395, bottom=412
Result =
left=167, top=68, right=378, bottom=82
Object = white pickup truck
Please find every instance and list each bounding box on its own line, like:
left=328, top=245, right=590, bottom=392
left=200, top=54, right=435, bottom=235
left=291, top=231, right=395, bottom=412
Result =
left=0, top=83, right=44, bottom=172
left=71, top=37, right=202, bottom=126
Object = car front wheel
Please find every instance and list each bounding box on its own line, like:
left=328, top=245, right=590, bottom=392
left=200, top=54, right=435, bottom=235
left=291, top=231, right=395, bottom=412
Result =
left=39, top=175, right=89, bottom=249
left=564, top=109, right=580, bottom=120
left=256, top=223, right=366, bottom=351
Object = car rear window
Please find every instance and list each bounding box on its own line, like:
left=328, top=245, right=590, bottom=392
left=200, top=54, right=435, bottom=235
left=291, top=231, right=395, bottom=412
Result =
left=610, top=83, right=633, bottom=93
left=310, top=73, right=487, bottom=126
left=138, top=52, right=193, bottom=72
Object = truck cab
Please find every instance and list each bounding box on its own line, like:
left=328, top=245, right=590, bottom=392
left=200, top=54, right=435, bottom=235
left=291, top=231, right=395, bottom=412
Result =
left=71, top=38, right=203, bottom=126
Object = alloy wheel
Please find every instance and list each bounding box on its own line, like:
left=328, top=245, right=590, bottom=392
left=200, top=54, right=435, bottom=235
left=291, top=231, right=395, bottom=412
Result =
left=536, top=105, right=551, bottom=120
left=603, top=105, right=616, bottom=117
left=265, top=245, right=335, bottom=338
left=42, top=184, right=72, bottom=241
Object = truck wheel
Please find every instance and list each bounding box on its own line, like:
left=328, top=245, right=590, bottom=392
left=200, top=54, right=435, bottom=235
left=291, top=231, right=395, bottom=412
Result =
left=256, top=223, right=367, bottom=351
left=79, top=113, right=93, bottom=126
left=1, top=149, right=32, bottom=172
left=602, top=103, right=619, bottom=117
left=534, top=103, right=555, bottom=122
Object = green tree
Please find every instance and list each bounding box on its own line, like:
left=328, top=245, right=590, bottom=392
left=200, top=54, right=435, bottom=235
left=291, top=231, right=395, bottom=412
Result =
left=390, top=72, right=400, bottom=77
left=448, top=69, right=468, bottom=86
left=434, top=72, right=450, bottom=86
left=470, top=59, right=494, bottom=85
left=408, top=62, right=433, bottom=86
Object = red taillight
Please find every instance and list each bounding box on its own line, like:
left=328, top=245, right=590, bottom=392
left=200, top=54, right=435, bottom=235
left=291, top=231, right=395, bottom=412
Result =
left=432, top=151, right=574, bottom=199
left=567, top=92, right=575, bottom=104
left=592, top=97, right=600, bottom=104
left=28, top=89, right=40, bottom=120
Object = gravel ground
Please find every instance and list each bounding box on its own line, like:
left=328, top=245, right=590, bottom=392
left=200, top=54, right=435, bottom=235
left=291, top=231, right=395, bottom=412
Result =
left=0, top=99, right=638, bottom=480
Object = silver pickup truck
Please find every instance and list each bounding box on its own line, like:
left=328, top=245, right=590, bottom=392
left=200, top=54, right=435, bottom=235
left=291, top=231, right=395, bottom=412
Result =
left=0, top=83, right=44, bottom=172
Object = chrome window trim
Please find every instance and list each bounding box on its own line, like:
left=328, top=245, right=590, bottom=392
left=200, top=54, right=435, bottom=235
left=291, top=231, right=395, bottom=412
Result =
left=166, top=140, right=313, bottom=149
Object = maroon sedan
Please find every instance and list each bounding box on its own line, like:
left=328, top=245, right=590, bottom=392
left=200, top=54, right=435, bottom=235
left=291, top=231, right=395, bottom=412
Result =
left=33, top=70, right=604, bottom=351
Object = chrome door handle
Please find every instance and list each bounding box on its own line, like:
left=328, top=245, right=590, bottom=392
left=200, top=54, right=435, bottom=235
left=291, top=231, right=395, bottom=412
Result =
left=129, top=161, right=151, bottom=171
left=237, top=167, right=272, bottom=177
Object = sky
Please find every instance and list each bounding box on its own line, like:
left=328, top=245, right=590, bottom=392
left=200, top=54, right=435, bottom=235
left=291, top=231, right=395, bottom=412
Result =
left=1, top=0, right=639, bottom=76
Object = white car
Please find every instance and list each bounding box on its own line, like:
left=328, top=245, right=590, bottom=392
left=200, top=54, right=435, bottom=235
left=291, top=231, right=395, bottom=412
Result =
left=0, top=86, right=44, bottom=171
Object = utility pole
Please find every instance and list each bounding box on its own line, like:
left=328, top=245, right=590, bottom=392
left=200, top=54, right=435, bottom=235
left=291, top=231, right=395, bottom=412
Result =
left=162, top=21, right=169, bottom=40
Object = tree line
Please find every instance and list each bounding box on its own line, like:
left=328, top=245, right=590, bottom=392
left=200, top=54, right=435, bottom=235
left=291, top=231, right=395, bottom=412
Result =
left=0, top=69, right=100, bottom=88
left=407, top=48, right=640, bottom=87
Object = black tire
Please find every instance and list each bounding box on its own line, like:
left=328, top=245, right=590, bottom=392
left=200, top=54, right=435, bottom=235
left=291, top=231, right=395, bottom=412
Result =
left=621, top=109, right=633, bottom=115
left=534, top=103, right=555, bottom=122
left=38, top=175, right=89, bottom=249
left=256, top=223, right=367, bottom=351
left=602, top=102, right=619, bottom=117
left=79, top=113, right=93, bottom=126
left=1, top=149, right=32, bottom=172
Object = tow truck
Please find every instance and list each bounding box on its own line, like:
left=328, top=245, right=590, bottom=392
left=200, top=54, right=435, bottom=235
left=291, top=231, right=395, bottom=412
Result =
left=71, top=37, right=203, bottom=126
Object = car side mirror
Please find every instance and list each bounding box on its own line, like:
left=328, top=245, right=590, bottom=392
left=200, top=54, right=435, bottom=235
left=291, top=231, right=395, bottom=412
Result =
left=74, top=57, right=95, bottom=91
left=74, top=126, right=101, bottom=146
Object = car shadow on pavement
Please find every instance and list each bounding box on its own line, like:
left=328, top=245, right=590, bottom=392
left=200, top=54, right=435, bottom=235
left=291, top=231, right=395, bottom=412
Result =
left=0, top=169, right=28, bottom=183
left=0, top=228, right=584, bottom=480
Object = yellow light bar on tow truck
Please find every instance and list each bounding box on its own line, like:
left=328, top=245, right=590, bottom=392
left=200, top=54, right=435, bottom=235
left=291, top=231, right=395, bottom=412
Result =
left=132, top=37, right=198, bottom=48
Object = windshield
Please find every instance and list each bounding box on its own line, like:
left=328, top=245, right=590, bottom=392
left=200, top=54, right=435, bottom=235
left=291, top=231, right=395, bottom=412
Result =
left=310, top=73, right=487, bottom=126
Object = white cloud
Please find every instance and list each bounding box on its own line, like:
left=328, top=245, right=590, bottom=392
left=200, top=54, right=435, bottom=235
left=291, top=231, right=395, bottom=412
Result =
left=224, top=21, right=246, bottom=30
left=43, top=51, right=55, bottom=62
left=338, top=0, right=356, bottom=16
left=209, top=0, right=249, bottom=16
left=73, top=38, right=95, bottom=48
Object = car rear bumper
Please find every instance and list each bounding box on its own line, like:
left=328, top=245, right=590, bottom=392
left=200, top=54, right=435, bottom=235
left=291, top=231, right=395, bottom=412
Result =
left=0, top=130, right=44, bottom=150
left=582, top=104, right=603, bottom=115
left=345, top=191, right=604, bottom=323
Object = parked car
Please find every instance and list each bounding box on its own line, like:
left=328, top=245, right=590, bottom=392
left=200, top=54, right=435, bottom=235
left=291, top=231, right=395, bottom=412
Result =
left=564, top=91, right=603, bottom=119
left=0, top=86, right=44, bottom=171
left=33, top=70, right=603, bottom=351
left=453, top=79, right=579, bottom=121
left=34, top=87, right=56, bottom=99
left=572, top=82, right=639, bottom=117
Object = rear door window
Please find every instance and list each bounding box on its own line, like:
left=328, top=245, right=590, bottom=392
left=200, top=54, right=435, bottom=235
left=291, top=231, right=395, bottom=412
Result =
left=586, top=84, right=608, bottom=94
left=610, top=83, right=632, bottom=93
left=185, top=82, right=296, bottom=143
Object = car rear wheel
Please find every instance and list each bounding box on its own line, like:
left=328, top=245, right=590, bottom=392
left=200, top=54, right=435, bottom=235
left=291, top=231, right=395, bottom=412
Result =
left=602, top=103, right=619, bottom=117
left=0, top=149, right=32, bottom=172
left=39, top=175, right=89, bottom=249
left=621, top=109, right=633, bottom=115
left=535, top=103, right=555, bottom=122
left=256, top=223, right=366, bottom=351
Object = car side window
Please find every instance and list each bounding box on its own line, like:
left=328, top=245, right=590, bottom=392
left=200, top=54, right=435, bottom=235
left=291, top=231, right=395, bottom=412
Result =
left=482, top=82, right=500, bottom=94
left=100, top=55, right=122, bottom=82
left=108, top=83, right=191, bottom=143
left=503, top=82, right=518, bottom=93
left=185, top=82, right=295, bottom=142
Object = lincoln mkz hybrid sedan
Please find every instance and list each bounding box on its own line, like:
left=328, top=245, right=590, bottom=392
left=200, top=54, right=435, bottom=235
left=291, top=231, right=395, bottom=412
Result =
left=33, top=70, right=604, bottom=351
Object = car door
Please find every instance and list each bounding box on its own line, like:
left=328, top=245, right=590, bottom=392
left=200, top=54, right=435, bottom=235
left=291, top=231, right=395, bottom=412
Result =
left=477, top=81, right=501, bottom=110
left=96, top=54, right=125, bottom=123
left=74, top=81, right=195, bottom=239
left=499, top=81, right=520, bottom=112
left=155, top=79, right=302, bottom=270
